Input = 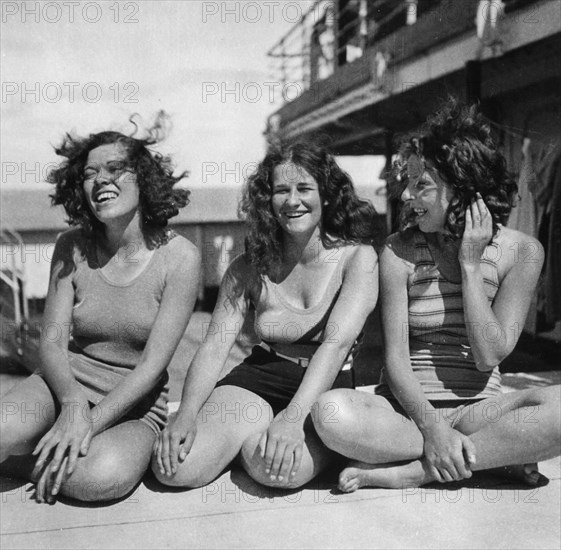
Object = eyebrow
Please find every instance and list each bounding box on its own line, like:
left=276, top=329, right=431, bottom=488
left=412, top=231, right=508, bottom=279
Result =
left=84, top=158, right=127, bottom=167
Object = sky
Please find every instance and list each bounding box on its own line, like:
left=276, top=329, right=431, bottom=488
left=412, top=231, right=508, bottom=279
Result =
left=1, top=0, right=319, bottom=188
left=0, top=0, right=384, bottom=298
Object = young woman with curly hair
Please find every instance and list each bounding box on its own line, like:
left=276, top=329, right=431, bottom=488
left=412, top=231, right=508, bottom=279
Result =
left=313, top=97, right=561, bottom=492
left=0, top=115, right=201, bottom=503
left=153, top=141, right=379, bottom=489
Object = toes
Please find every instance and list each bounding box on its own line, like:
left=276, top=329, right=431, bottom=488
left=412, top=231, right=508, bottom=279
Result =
left=527, top=471, right=549, bottom=487
left=347, top=480, right=360, bottom=493
left=338, top=479, right=358, bottom=493
left=523, top=464, right=549, bottom=487
left=338, top=469, right=359, bottom=493
left=338, top=469, right=352, bottom=485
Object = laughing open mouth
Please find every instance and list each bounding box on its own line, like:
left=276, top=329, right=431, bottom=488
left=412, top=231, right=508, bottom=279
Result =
left=95, top=191, right=119, bottom=204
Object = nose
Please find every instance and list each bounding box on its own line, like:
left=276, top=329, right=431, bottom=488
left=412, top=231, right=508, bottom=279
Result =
left=401, top=183, right=414, bottom=202
left=94, top=168, right=111, bottom=185
left=286, top=187, right=301, bottom=207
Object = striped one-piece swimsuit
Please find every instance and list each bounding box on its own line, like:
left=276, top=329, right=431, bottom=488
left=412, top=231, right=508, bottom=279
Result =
left=378, top=229, right=503, bottom=401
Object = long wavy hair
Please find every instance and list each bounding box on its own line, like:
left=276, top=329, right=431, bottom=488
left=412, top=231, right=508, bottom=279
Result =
left=48, top=112, right=190, bottom=246
left=240, top=140, right=378, bottom=275
left=389, top=97, right=517, bottom=238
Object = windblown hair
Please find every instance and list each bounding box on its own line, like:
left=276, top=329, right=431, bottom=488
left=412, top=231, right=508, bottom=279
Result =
left=47, top=111, right=190, bottom=244
left=389, top=97, right=517, bottom=238
left=240, top=140, right=378, bottom=275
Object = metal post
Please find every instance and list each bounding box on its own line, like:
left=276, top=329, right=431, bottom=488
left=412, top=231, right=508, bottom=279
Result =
left=466, top=60, right=481, bottom=104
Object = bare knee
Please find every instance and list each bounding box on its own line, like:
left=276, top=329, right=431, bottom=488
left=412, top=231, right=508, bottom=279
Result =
left=0, top=415, right=18, bottom=462
left=240, top=433, right=309, bottom=490
left=534, top=385, right=561, bottom=406
left=518, top=385, right=561, bottom=424
left=151, top=455, right=219, bottom=489
left=0, top=402, right=41, bottom=462
left=312, top=389, right=363, bottom=450
left=63, top=450, right=144, bottom=502
left=533, top=385, right=561, bottom=439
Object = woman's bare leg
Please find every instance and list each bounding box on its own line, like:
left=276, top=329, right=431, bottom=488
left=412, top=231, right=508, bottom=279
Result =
left=56, top=419, right=156, bottom=502
left=240, top=416, right=340, bottom=489
left=152, top=386, right=274, bottom=488
left=1, top=374, right=157, bottom=502
left=0, top=374, right=57, bottom=475
left=313, top=386, right=561, bottom=491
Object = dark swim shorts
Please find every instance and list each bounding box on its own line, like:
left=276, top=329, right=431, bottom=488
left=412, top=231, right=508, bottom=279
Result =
left=215, top=345, right=354, bottom=416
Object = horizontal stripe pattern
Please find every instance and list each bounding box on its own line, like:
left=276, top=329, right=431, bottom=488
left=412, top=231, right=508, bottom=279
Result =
left=402, top=230, right=502, bottom=399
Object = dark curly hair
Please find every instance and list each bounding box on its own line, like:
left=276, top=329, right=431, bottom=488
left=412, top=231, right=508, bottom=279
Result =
left=389, top=97, right=517, bottom=238
left=47, top=113, right=190, bottom=244
left=240, top=140, right=378, bottom=275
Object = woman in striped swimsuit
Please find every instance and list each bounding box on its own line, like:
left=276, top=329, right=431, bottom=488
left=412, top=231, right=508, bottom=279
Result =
left=313, top=98, right=561, bottom=491
left=153, top=141, right=379, bottom=489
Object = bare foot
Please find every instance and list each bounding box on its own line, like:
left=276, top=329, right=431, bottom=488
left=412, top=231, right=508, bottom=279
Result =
left=491, top=463, right=549, bottom=487
left=338, top=460, right=428, bottom=493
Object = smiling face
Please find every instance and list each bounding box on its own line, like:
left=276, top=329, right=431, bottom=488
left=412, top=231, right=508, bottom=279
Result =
left=271, top=161, right=323, bottom=236
left=82, top=143, right=140, bottom=224
left=400, top=154, right=454, bottom=233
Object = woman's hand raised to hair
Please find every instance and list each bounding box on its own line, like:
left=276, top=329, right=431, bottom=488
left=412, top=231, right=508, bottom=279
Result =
left=459, top=193, right=493, bottom=268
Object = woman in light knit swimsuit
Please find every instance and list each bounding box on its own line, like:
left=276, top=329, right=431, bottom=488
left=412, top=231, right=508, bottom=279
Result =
left=154, top=141, right=379, bottom=488
left=313, top=98, right=561, bottom=492
left=0, top=119, right=200, bottom=502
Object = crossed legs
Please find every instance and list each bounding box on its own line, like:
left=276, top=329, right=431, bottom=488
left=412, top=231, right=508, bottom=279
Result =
left=313, top=386, right=561, bottom=491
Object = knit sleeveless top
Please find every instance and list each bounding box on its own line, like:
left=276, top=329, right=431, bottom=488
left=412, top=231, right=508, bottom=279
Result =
left=253, top=245, right=360, bottom=361
left=65, top=230, right=176, bottom=418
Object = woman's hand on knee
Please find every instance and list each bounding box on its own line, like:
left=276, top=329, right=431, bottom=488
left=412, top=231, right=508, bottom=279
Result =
left=34, top=455, right=70, bottom=504
left=33, top=401, right=93, bottom=474
left=32, top=401, right=93, bottom=503
left=153, top=416, right=197, bottom=477
left=260, top=411, right=305, bottom=483
left=422, top=423, right=476, bottom=483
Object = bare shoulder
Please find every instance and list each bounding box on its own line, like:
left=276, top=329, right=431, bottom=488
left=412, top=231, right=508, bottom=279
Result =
left=383, top=229, right=416, bottom=261
left=52, top=228, right=88, bottom=265
left=494, top=226, right=544, bottom=277
left=166, top=233, right=199, bottom=257
left=165, top=234, right=201, bottom=267
left=341, top=243, right=378, bottom=275
left=380, top=230, right=416, bottom=276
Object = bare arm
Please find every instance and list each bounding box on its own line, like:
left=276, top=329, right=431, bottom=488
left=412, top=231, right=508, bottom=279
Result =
left=380, top=239, right=431, bottom=429
left=459, top=198, right=544, bottom=370
left=291, top=245, right=379, bottom=415
left=381, top=236, right=476, bottom=483
left=264, top=245, right=379, bottom=481
left=39, top=231, right=88, bottom=406
left=175, top=255, right=251, bottom=423
left=155, top=255, right=252, bottom=475
left=34, top=231, right=94, bottom=500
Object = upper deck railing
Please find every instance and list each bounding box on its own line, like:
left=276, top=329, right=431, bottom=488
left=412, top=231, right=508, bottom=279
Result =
left=267, top=0, right=538, bottom=109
